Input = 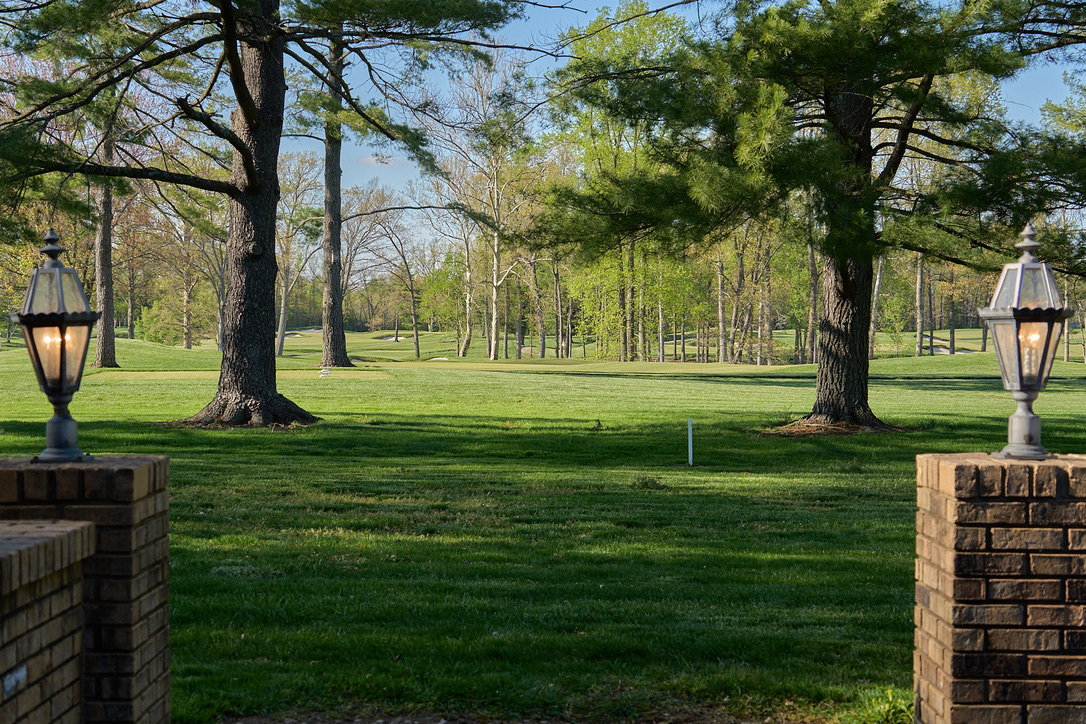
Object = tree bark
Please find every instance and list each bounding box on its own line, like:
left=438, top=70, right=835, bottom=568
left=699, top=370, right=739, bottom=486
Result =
left=93, top=136, right=118, bottom=368
left=803, top=83, right=882, bottom=427
left=320, top=34, right=353, bottom=368
left=184, top=0, right=317, bottom=426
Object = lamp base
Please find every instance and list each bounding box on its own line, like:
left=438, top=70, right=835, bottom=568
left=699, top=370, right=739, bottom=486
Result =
left=992, top=446, right=1055, bottom=460
left=31, top=407, right=92, bottom=464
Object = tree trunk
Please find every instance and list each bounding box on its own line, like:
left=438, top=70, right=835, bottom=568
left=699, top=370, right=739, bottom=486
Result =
left=617, top=248, right=627, bottom=361
left=805, top=254, right=880, bottom=425
left=626, top=242, right=635, bottom=362
left=681, top=317, right=687, bottom=362
left=409, top=285, right=420, bottom=359
left=515, top=282, right=524, bottom=359
left=276, top=268, right=289, bottom=356
left=927, top=277, right=934, bottom=355
left=868, top=254, right=884, bottom=360
left=803, top=83, right=882, bottom=427
left=503, top=281, right=510, bottom=359
left=948, top=266, right=956, bottom=355
left=915, top=252, right=924, bottom=357
left=184, top=0, right=317, bottom=426
left=459, top=283, right=473, bottom=357
left=552, top=264, right=562, bottom=359
left=320, top=34, right=353, bottom=368
left=806, top=243, right=818, bottom=365
left=657, top=296, right=665, bottom=363
left=93, top=137, right=118, bottom=368
left=488, top=230, right=500, bottom=361
left=182, top=279, right=194, bottom=350
left=716, top=256, right=726, bottom=364
left=126, top=263, right=136, bottom=341
left=527, top=258, right=546, bottom=358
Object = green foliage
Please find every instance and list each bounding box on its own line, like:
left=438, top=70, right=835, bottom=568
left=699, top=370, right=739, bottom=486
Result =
left=842, top=688, right=914, bottom=724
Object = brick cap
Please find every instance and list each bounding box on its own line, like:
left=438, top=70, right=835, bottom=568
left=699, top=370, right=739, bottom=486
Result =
left=917, top=453, right=1086, bottom=468
left=0, top=455, right=168, bottom=470
left=0, top=520, right=95, bottom=592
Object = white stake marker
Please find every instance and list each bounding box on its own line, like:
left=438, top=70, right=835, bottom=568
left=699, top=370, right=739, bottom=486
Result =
left=688, top=418, right=693, bottom=466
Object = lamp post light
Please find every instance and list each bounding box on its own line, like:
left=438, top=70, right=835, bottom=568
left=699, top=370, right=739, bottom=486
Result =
left=10, top=229, right=100, bottom=462
left=978, top=223, right=1073, bottom=459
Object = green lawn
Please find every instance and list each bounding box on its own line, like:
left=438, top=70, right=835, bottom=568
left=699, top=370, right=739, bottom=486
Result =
left=2, top=331, right=1085, bottom=723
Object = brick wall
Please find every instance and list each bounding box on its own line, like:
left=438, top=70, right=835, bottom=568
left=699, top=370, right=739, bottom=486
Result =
left=0, top=520, right=95, bottom=724
left=0, top=456, right=170, bottom=724
left=916, top=453, right=1086, bottom=724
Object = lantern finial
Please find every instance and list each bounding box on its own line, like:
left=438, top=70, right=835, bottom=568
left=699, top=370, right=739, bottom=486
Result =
left=40, top=229, right=64, bottom=268
left=1016, top=223, right=1041, bottom=263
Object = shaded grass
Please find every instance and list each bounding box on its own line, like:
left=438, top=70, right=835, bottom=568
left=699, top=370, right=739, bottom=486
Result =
left=2, top=333, right=1085, bottom=722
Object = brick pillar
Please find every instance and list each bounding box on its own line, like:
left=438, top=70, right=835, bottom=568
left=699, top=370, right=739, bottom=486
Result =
left=0, top=456, right=170, bottom=724
left=0, top=520, right=95, bottom=724
left=915, top=453, right=1086, bottom=724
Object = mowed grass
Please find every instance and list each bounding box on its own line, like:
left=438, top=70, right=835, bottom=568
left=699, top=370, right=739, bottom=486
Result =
left=2, top=331, right=1086, bottom=723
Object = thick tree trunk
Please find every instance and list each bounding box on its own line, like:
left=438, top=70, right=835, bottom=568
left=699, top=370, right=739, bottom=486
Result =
left=93, top=137, right=118, bottom=368
left=805, top=254, right=881, bottom=425
left=184, top=0, right=316, bottom=426
left=320, top=34, right=353, bottom=368
left=803, top=83, right=883, bottom=427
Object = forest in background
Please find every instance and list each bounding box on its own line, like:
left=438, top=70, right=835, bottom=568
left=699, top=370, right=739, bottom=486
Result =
left=5, top=0, right=1086, bottom=425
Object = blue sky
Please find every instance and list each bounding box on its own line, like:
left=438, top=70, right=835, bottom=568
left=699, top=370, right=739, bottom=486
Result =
left=328, top=2, right=1078, bottom=192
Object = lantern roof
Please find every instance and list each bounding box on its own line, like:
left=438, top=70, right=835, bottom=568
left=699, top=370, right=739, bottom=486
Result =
left=985, top=223, right=1066, bottom=312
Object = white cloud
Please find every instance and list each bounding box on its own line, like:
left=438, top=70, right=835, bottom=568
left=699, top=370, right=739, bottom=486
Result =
left=358, top=154, right=411, bottom=168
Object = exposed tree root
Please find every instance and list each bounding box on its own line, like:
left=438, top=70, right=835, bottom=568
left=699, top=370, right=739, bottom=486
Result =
left=177, top=392, right=320, bottom=428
